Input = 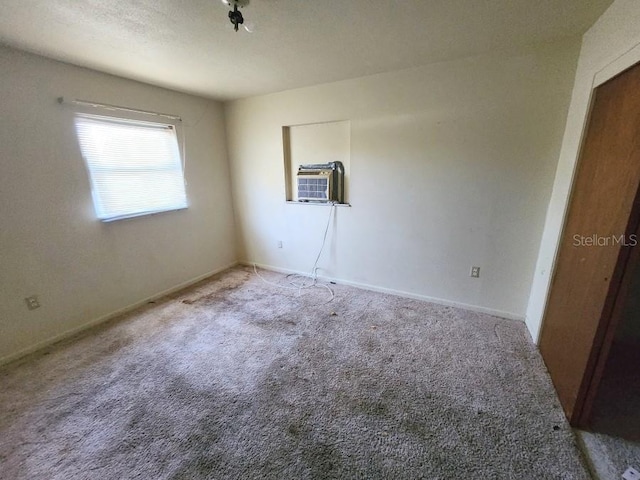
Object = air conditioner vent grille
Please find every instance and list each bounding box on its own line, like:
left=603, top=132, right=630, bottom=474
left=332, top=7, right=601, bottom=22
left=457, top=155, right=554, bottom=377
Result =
left=298, top=176, right=329, bottom=200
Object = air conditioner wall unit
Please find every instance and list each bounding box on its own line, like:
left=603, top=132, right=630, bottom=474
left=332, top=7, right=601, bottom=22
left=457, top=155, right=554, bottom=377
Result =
left=296, top=161, right=344, bottom=203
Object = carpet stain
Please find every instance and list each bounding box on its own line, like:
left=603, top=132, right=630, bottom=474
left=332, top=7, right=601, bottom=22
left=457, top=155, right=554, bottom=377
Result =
left=301, top=441, right=342, bottom=478
left=103, top=336, right=133, bottom=355
left=180, top=271, right=252, bottom=306
left=0, top=266, right=591, bottom=480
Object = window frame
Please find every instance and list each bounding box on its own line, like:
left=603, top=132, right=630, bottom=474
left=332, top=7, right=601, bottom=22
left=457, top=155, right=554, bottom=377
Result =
left=74, top=113, right=188, bottom=222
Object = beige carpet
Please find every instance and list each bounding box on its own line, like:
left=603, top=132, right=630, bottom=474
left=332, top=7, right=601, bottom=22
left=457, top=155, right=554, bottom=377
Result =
left=0, top=266, right=590, bottom=479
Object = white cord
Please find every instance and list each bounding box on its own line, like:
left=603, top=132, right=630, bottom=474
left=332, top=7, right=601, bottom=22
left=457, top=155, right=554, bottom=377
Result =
left=252, top=202, right=337, bottom=303
left=253, top=264, right=335, bottom=303
left=285, top=202, right=335, bottom=289
left=311, top=203, right=335, bottom=280
left=253, top=263, right=303, bottom=291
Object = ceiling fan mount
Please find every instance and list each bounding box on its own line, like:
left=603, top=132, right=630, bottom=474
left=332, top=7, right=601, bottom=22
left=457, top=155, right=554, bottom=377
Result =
left=222, top=0, right=251, bottom=32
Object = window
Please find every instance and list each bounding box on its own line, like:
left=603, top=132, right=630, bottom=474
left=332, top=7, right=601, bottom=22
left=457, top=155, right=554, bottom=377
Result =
left=74, top=114, right=187, bottom=221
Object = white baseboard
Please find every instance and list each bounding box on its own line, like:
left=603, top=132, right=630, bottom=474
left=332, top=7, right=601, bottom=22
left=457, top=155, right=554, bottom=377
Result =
left=244, top=261, right=524, bottom=322
left=0, top=261, right=238, bottom=366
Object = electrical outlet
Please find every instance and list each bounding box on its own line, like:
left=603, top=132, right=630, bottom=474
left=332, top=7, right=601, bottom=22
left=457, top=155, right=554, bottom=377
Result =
left=277, top=241, right=283, bottom=249
left=25, top=295, right=40, bottom=310
left=470, top=266, right=480, bottom=278
left=623, top=467, right=640, bottom=480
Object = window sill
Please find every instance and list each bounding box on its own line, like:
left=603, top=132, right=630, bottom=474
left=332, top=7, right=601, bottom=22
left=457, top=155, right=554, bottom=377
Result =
left=286, top=201, right=351, bottom=207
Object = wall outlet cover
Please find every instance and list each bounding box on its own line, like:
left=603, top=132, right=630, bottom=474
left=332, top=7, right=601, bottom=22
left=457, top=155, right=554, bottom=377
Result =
left=623, top=467, right=640, bottom=480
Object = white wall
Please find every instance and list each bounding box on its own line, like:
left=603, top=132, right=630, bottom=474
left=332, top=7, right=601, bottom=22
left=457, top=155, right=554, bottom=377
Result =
left=526, top=0, right=640, bottom=342
left=225, top=40, right=580, bottom=319
left=0, top=47, right=237, bottom=363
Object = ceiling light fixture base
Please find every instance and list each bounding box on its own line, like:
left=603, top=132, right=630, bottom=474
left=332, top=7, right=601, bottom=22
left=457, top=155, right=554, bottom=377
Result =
left=222, top=0, right=250, bottom=32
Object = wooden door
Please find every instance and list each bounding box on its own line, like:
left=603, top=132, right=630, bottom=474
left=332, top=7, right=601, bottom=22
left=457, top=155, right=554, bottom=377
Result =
left=579, top=213, right=640, bottom=431
left=539, top=61, right=640, bottom=424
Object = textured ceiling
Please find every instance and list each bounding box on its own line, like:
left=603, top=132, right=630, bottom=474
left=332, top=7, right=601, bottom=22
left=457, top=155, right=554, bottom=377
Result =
left=0, top=0, right=612, bottom=100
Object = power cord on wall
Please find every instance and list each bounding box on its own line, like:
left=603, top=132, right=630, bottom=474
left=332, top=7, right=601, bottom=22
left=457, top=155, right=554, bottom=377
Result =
left=253, top=203, right=336, bottom=303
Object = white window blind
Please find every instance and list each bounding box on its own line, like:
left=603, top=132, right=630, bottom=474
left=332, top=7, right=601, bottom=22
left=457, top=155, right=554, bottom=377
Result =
left=74, top=114, right=187, bottom=222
